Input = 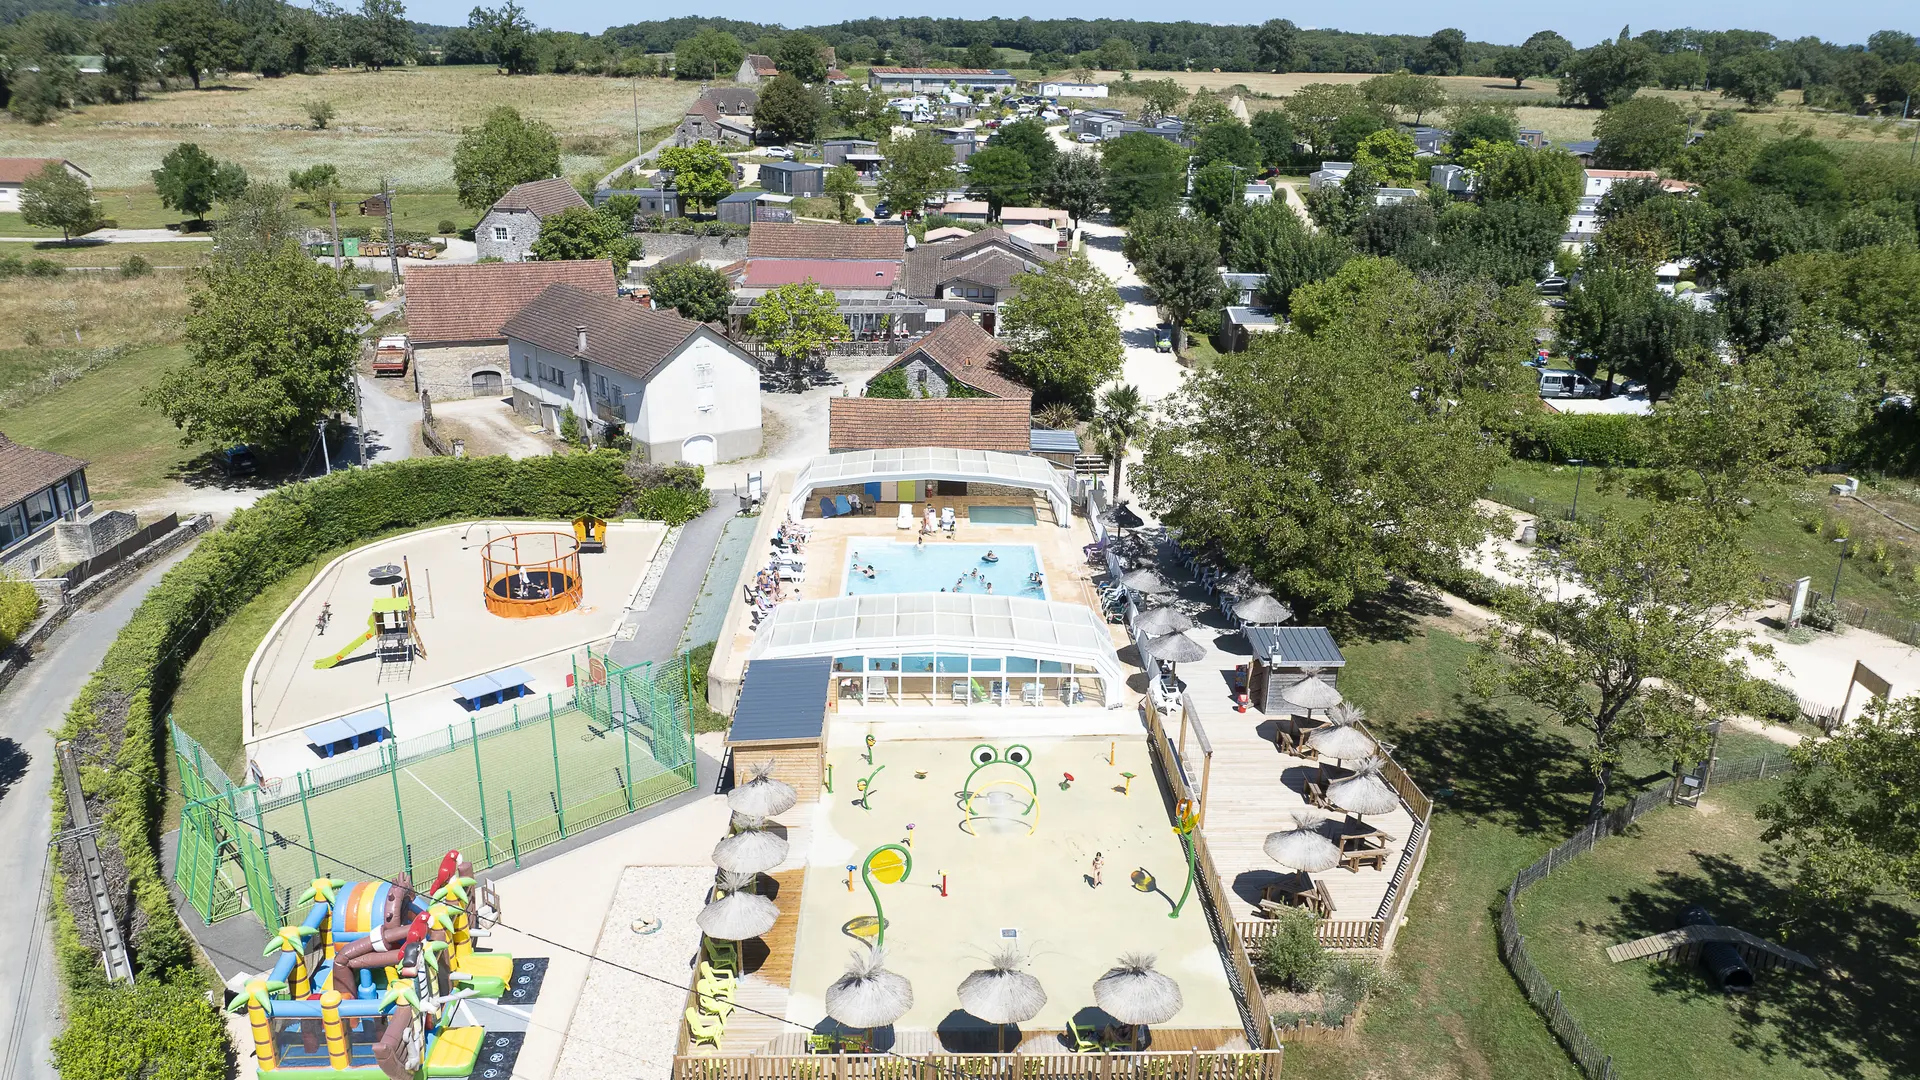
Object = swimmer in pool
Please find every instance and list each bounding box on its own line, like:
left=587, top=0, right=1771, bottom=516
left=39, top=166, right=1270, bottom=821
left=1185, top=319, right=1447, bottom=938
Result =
left=985, top=581, right=993, bottom=593
left=982, top=550, right=999, bottom=563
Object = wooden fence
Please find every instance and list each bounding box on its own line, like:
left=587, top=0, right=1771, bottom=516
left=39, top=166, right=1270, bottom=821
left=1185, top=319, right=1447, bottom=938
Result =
left=60, top=513, right=178, bottom=587
left=673, top=1048, right=1286, bottom=1080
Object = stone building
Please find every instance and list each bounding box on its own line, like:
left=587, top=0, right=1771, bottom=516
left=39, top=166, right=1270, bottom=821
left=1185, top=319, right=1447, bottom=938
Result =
left=475, top=178, right=589, bottom=262
left=402, top=261, right=618, bottom=402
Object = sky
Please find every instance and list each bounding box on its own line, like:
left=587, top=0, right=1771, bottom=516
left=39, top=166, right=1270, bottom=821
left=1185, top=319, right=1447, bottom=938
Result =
left=404, top=0, right=1912, bottom=49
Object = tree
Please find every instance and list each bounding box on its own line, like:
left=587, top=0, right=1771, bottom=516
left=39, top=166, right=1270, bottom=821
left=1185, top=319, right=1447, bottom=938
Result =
left=529, top=206, right=641, bottom=273
left=745, top=282, right=844, bottom=383
left=146, top=241, right=361, bottom=452
left=1046, top=152, right=1105, bottom=228
left=1419, top=28, right=1468, bottom=75
left=287, top=163, right=342, bottom=210
left=1747, top=137, right=1846, bottom=214
left=1094, top=37, right=1137, bottom=72
left=645, top=262, right=732, bottom=323
left=97, top=10, right=160, bottom=103
left=1135, top=329, right=1503, bottom=613
left=1133, top=78, right=1186, bottom=122
left=1722, top=265, right=1802, bottom=354
left=1127, top=210, right=1222, bottom=356
left=877, top=130, right=954, bottom=220
left=1593, top=96, right=1688, bottom=170
left=453, top=106, right=560, bottom=211
left=466, top=1, right=533, bottom=73
left=1226, top=201, right=1350, bottom=316
left=1657, top=50, right=1708, bottom=90
left=1185, top=91, right=1233, bottom=129
left=775, top=32, right=829, bottom=83
left=999, top=253, right=1123, bottom=410
left=19, top=162, right=100, bottom=242
left=1194, top=118, right=1260, bottom=169
left=151, top=0, right=240, bottom=89
left=1087, top=383, right=1146, bottom=499
left=1249, top=111, right=1297, bottom=169
left=832, top=83, right=894, bottom=142
left=755, top=74, right=825, bottom=143
left=1099, top=132, right=1187, bottom=224
left=1476, top=144, right=1584, bottom=216
left=963, top=41, right=998, bottom=70
left=1676, top=119, right=1763, bottom=185
left=1283, top=83, right=1379, bottom=155
left=305, top=100, right=336, bottom=129
left=1631, top=362, right=1819, bottom=518
left=1188, top=162, right=1241, bottom=221
left=1255, top=19, right=1299, bottom=72
left=965, top=148, right=1033, bottom=220
left=1558, top=27, right=1655, bottom=108
left=152, top=143, right=249, bottom=225
left=1508, top=30, right=1575, bottom=87
left=675, top=27, right=742, bottom=80
left=1303, top=165, right=1379, bottom=239
left=1445, top=101, right=1519, bottom=155
left=213, top=182, right=303, bottom=267
left=1476, top=504, right=1765, bottom=819
left=1353, top=129, right=1418, bottom=186
left=1360, top=72, right=1446, bottom=124
left=1760, top=698, right=1920, bottom=908
left=354, top=0, right=411, bottom=70
left=989, top=119, right=1058, bottom=185
left=1718, top=50, right=1786, bottom=107
left=824, top=165, right=860, bottom=222
left=655, top=142, right=734, bottom=213
left=1556, top=267, right=1721, bottom=398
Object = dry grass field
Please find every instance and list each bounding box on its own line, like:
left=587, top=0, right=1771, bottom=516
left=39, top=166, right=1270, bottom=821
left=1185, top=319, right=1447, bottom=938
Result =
left=0, top=270, right=190, bottom=355
left=0, top=66, right=699, bottom=190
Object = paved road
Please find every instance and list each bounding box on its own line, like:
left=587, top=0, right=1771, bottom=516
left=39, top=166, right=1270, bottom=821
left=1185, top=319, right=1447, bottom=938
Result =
left=352, top=376, right=417, bottom=465
left=608, top=503, right=734, bottom=669
left=0, top=547, right=197, bottom=1080
left=0, top=229, right=212, bottom=243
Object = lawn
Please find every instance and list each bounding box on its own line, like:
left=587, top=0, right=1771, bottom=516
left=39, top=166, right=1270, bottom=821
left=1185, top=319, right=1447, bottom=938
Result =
left=0, top=66, right=698, bottom=190
left=0, top=240, right=211, bottom=268
left=0, top=343, right=201, bottom=506
left=1514, top=781, right=1915, bottom=1080
left=1277, top=602, right=1783, bottom=1079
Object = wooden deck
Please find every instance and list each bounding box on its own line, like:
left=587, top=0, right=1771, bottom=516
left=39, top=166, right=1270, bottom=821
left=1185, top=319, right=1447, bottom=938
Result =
left=689, top=866, right=807, bottom=1057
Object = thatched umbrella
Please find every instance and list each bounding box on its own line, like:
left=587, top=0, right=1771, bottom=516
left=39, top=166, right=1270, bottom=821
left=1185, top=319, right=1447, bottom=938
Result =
left=1233, top=592, right=1292, bottom=627
left=1133, top=604, right=1193, bottom=637
left=1099, top=502, right=1145, bottom=530
left=1306, top=702, right=1377, bottom=765
left=1328, top=759, right=1400, bottom=819
left=1263, top=811, right=1341, bottom=873
left=825, top=945, right=914, bottom=1034
left=697, top=871, right=778, bottom=941
left=957, top=947, right=1046, bottom=1051
left=1120, top=567, right=1172, bottom=595
left=713, top=818, right=788, bottom=875
left=1093, top=953, right=1182, bottom=1047
left=1278, top=675, right=1342, bottom=714
left=1141, top=630, right=1206, bottom=684
left=728, top=760, right=798, bottom=819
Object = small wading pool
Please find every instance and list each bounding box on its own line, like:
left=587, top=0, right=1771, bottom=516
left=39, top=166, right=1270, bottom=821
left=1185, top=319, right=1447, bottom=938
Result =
left=843, top=543, right=1046, bottom=598
left=967, top=505, right=1038, bottom=525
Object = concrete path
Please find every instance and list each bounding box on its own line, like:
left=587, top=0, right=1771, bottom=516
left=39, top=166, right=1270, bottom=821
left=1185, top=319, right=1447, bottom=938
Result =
left=1077, top=221, right=1189, bottom=404
left=609, top=503, right=734, bottom=668
left=0, top=546, right=198, bottom=1080
left=0, top=229, right=212, bottom=243
left=352, top=375, right=417, bottom=465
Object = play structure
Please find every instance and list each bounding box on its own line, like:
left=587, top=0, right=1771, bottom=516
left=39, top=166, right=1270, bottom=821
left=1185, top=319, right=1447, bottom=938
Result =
left=481, top=532, right=584, bottom=619
left=572, top=514, right=607, bottom=554
left=960, top=744, right=1039, bottom=836
left=234, top=850, right=526, bottom=1080
left=1606, top=904, right=1819, bottom=992
left=314, top=558, right=428, bottom=679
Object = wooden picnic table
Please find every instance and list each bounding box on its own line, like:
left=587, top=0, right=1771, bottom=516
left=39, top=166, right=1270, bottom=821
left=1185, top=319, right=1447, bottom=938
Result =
left=1338, top=824, right=1394, bottom=852
left=1259, top=871, right=1335, bottom=916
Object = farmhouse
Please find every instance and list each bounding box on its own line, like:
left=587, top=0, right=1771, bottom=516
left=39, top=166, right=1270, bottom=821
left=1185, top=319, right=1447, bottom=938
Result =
left=0, top=157, right=88, bottom=213
left=402, top=260, right=618, bottom=402
left=475, top=178, right=589, bottom=262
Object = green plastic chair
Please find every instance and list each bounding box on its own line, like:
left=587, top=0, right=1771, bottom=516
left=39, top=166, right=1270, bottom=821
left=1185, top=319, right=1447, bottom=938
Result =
left=1067, top=1019, right=1101, bottom=1053
left=703, top=937, right=739, bottom=969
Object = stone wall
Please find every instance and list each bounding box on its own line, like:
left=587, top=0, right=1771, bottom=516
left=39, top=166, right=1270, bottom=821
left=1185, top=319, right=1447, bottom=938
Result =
left=889, top=355, right=957, bottom=397
left=415, top=343, right=512, bottom=401
left=633, top=233, right=748, bottom=267
left=0, top=527, right=60, bottom=578
left=476, top=208, right=541, bottom=261
left=53, top=509, right=139, bottom=562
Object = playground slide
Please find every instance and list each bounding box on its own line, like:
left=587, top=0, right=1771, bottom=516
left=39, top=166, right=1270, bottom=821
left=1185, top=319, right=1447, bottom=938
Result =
left=313, top=616, right=376, bottom=670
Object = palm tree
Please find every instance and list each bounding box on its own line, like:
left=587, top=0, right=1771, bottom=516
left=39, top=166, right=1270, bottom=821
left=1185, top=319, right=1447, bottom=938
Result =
left=1089, top=383, right=1146, bottom=501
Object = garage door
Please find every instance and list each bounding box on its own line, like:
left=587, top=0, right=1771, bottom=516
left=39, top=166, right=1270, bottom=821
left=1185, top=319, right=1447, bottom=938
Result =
left=471, top=370, right=504, bottom=396
left=681, top=434, right=716, bottom=465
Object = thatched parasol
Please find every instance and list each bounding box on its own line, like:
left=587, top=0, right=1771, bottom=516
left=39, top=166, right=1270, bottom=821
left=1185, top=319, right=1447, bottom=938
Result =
left=825, top=945, right=914, bottom=1030
left=712, top=819, right=789, bottom=875
left=1099, top=502, right=1145, bottom=530
left=1278, top=675, right=1342, bottom=713
left=1328, top=759, right=1400, bottom=818
left=1263, top=811, right=1341, bottom=873
left=1233, top=592, right=1292, bottom=626
left=697, top=871, right=778, bottom=941
left=1133, top=604, right=1194, bottom=637
left=728, top=760, right=798, bottom=819
left=957, top=947, right=1047, bottom=1051
left=1093, top=953, right=1183, bottom=1028
left=1141, top=630, right=1205, bottom=684
left=1120, top=568, right=1173, bottom=594
left=1306, top=702, right=1376, bottom=764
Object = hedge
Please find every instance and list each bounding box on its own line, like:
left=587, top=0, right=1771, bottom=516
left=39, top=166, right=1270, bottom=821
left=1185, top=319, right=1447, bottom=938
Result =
left=1510, top=411, right=1650, bottom=469
left=0, top=577, right=39, bottom=648
left=49, top=453, right=632, bottom=1018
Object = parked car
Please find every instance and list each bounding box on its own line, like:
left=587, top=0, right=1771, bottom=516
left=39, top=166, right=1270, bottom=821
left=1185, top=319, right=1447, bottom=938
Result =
left=217, top=445, right=258, bottom=477
left=874, top=202, right=893, bottom=219
left=1078, top=132, right=1100, bottom=144
left=1535, top=276, right=1569, bottom=296
left=1538, top=370, right=1599, bottom=398
left=1154, top=324, right=1172, bottom=352
left=763, top=145, right=793, bottom=160
left=855, top=216, right=874, bottom=225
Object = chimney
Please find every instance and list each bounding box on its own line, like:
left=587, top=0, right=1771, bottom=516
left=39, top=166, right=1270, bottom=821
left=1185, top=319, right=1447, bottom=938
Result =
left=576, top=325, right=588, bottom=354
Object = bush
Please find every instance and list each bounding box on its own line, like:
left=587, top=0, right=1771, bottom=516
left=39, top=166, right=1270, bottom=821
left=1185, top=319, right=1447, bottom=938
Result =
left=437, top=218, right=458, bottom=235
left=1801, top=594, right=1841, bottom=632
left=865, top=369, right=911, bottom=398
left=0, top=577, right=41, bottom=648
left=1511, top=411, right=1649, bottom=468
left=688, top=639, right=728, bottom=733
left=633, top=485, right=711, bottom=525
left=25, top=257, right=63, bottom=278
left=1741, top=678, right=1802, bottom=726
left=559, top=406, right=585, bottom=446
left=52, top=981, right=231, bottom=1080
left=119, top=254, right=152, bottom=278
left=0, top=254, right=23, bottom=278
left=1254, top=907, right=1327, bottom=992
left=304, top=99, right=336, bottom=130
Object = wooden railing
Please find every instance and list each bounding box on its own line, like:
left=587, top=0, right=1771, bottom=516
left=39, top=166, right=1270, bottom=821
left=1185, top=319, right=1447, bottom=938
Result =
left=673, top=1048, right=1286, bottom=1080
left=1237, top=918, right=1383, bottom=950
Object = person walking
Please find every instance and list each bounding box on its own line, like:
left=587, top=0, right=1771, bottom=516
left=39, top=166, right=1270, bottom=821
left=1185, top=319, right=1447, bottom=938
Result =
left=1091, top=852, right=1105, bottom=888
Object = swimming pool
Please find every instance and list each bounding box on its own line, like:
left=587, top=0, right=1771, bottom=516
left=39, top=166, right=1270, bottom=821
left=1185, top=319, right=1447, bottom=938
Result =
left=843, top=543, right=1046, bottom=598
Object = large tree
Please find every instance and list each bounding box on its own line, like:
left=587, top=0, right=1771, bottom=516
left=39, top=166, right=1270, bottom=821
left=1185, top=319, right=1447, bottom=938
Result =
left=877, top=130, right=953, bottom=220
left=1760, top=698, right=1920, bottom=908
left=19, top=161, right=101, bottom=241
left=655, top=141, right=733, bottom=214
left=1558, top=27, right=1655, bottom=108
left=1497, top=30, right=1575, bottom=87
left=831, top=83, right=894, bottom=142
left=964, top=148, right=1034, bottom=220
left=1353, top=129, right=1419, bottom=186
left=467, top=0, right=534, bottom=73
left=1194, top=118, right=1261, bottom=169
left=146, top=241, right=361, bottom=452
left=1718, top=50, right=1787, bottom=108
left=453, top=106, right=560, bottom=211
left=1045, top=152, right=1105, bottom=228
left=998, top=253, right=1123, bottom=411
left=352, top=0, right=411, bottom=70
left=1226, top=200, right=1351, bottom=316
left=645, top=262, right=732, bottom=323
left=745, top=282, right=844, bottom=383
left=675, top=27, right=743, bottom=80
left=1556, top=266, right=1722, bottom=399
left=988, top=119, right=1058, bottom=185
left=1360, top=72, right=1446, bottom=124
left=754, top=74, right=825, bottom=144
left=1476, top=504, right=1766, bottom=819
left=151, top=143, right=249, bottom=225
left=1249, top=111, right=1298, bottom=169
left=1593, top=95, right=1689, bottom=170
left=1254, top=18, right=1298, bottom=71
left=824, top=165, right=860, bottom=222
left=774, top=31, right=829, bottom=83
left=212, top=181, right=302, bottom=268
left=1100, top=132, right=1187, bottom=224
left=529, top=205, right=641, bottom=273
left=1475, top=144, right=1584, bottom=216
left=1188, top=161, right=1242, bottom=221
left=1087, top=383, right=1146, bottom=500
left=151, top=0, right=240, bottom=89
left=1125, top=209, right=1221, bottom=355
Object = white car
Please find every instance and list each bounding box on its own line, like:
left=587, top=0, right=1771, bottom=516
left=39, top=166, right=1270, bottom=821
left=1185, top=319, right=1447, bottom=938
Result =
left=763, top=146, right=793, bottom=160
left=1077, top=132, right=1100, bottom=144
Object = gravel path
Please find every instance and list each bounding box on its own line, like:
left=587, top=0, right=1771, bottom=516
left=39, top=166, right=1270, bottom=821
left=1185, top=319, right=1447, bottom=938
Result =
left=552, top=865, right=714, bottom=1080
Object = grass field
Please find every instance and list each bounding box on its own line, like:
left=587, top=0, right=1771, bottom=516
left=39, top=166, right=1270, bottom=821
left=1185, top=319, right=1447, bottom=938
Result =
left=0, top=270, right=190, bottom=368
left=1279, top=607, right=1783, bottom=1080
left=1515, top=781, right=1914, bottom=1080
left=0, top=342, right=200, bottom=506
left=0, top=66, right=697, bottom=190
left=0, top=240, right=211, bottom=267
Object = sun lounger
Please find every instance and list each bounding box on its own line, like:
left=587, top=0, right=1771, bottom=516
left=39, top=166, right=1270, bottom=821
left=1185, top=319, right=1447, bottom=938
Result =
left=834, top=495, right=853, bottom=517
left=951, top=681, right=970, bottom=704
left=1021, top=682, right=1042, bottom=705
left=818, top=497, right=840, bottom=519
left=686, top=1006, right=725, bottom=1047
left=897, top=503, right=914, bottom=530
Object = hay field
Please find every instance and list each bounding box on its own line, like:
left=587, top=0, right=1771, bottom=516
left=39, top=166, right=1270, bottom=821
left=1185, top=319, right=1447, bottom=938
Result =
left=1092, top=70, right=1554, bottom=103
left=0, top=66, right=698, bottom=190
left=0, top=271, right=190, bottom=355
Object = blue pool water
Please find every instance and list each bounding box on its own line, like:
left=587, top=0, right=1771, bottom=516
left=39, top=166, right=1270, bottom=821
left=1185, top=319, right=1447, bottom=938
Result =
left=843, top=543, right=1046, bottom=598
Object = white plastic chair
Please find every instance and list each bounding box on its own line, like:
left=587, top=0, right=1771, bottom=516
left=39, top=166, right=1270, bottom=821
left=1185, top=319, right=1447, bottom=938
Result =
left=940, top=507, right=956, bottom=531
left=1021, top=682, right=1042, bottom=706
left=951, top=681, right=970, bottom=704
left=896, top=503, right=914, bottom=530
left=864, top=678, right=890, bottom=701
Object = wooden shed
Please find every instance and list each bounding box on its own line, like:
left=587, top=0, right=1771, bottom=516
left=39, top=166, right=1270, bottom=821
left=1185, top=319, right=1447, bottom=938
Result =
left=725, top=655, right=831, bottom=804
left=1244, top=625, right=1346, bottom=713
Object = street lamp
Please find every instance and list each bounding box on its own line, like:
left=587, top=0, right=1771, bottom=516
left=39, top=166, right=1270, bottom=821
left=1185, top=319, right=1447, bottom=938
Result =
left=1830, top=537, right=1848, bottom=604
left=1567, top=458, right=1586, bottom=524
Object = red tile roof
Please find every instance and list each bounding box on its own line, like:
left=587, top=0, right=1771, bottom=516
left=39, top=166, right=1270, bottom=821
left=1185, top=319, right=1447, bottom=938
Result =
left=744, top=259, right=899, bottom=289
left=747, top=222, right=906, bottom=261
left=890, top=317, right=1030, bottom=399
left=1585, top=169, right=1659, bottom=179
left=490, top=177, right=589, bottom=218
left=404, top=261, right=617, bottom=345
left=871, top=67, right=997, bottom=75
left=499, top=284, right=705, bottom=382
left=0, top=431, right=86, bottom=507
left=828, top=397, right=1031, bottom=453
left=745, top=54, right=778, bottom=75
left=0, top=158, right=74, bottom=184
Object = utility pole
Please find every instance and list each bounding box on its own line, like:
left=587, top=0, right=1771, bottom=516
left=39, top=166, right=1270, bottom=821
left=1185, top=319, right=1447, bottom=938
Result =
left=355, top=372, right=366, bottom=467
left=329, top=198, right=342, bottom=272
left=318, top=419, right=332, bottom=475
left=382, top=177, right=401, bottom=291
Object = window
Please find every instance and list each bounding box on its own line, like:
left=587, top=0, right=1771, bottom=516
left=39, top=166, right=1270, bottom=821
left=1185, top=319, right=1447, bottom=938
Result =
left=23, top=489, right=56, bottom=531
left=68, top=470, right=87, bottom=508
left=595, top=374, right=608, bottom=400
left=52, top=480, right=72, bottom=518
left=0, top=503, right=25, bottom=549
left=492, top=225, right=509, bottom=241
left=695, top=362, right=715, bottom=388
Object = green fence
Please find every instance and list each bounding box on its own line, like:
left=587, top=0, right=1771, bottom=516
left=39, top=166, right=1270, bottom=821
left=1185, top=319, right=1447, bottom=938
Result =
left=174, top=649, right=697, bottom=927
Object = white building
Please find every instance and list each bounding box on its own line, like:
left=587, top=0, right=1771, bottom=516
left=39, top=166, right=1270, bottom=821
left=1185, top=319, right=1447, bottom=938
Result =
left=502, top=283, right=762, bottom=465
left=1308, top=161, right=1353, bottom=190
left=0, top=157, right=89, bottom=213
left=1583, top=168, right=1659, bottom=199
left=1040, top=81, right=1108, bottom=99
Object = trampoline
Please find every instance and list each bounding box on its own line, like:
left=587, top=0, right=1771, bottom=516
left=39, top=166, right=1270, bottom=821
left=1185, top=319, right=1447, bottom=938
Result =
left=481, top=531, right=584, bottom=618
